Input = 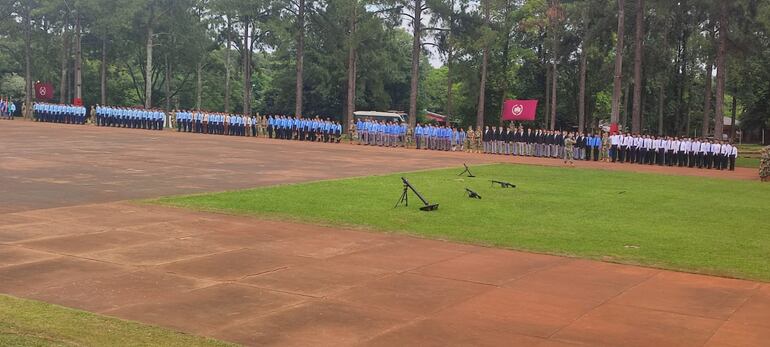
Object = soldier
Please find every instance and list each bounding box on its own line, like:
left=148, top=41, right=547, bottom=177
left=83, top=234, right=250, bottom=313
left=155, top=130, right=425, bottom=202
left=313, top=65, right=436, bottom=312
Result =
left=760, top=146, right=770, bottom=182
left=465, top=126, right=474, bottom=153
left=564, top=133, right=576, bottom=166
left=405, top=124, right=413, bottom=148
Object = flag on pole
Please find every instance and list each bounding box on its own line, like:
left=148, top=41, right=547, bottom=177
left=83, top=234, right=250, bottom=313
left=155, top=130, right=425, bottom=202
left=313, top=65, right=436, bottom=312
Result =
left=501, top=100, right=538, bottom=121
left=34, top=82, right=54, bottom=101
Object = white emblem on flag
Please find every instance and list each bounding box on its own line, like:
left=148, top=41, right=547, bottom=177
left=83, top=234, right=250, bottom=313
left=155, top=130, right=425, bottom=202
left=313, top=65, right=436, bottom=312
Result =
left=512, top=104, right=523, bottom=116
left=39, top=87, right=47, bottom=96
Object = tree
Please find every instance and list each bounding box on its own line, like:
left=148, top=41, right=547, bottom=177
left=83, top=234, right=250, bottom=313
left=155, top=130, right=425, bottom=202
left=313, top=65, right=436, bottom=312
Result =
left=610, top=0, right=625, bottom=129
left=476, top=0, right=490, bottom=129
left=295, top=0, right=306, bottom=118
left=713, top=0, right=727, bottom=139
left=631, top=0, right=643, bottom=133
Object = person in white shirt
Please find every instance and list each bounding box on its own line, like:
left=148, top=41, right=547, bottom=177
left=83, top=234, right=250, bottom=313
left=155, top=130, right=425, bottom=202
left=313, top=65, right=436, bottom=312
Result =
left=688, top=139, right=699, bottom=168
left=711, top=141, right=722, bottom=170
left=610, top=132, right=621, bottom=163
left=655, top=136, right=666, bottom=166
left=720, top=141, right=731, bottom=170
left=728, top=144, right=738, bottom=171
left=704, top=140, right=714, bottom=169
left=678, top=137, right=690, bottom=167
left=668, top=137, right=680, bottom=166
left=696, top=140, right=711, bottom=169
left=622, top=133, right=633, bottom=163
left=630, top=134, right=641, bottom=163
left=643, top=135, right=654, bottom=164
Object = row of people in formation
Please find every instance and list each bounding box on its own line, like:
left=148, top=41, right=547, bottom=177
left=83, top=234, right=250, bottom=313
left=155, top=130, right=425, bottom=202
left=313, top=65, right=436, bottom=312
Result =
left=33, top=102, right=87, bottom=125
left=94, top=105, right=165, bottom=130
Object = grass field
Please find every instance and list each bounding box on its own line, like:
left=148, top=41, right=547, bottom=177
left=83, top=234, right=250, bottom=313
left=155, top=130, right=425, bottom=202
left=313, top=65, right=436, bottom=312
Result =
left=737, top=156, right=761, bottom=168
left=0, top=295, right=233, bottom=347
left=153, top=164, right=770, bottom=281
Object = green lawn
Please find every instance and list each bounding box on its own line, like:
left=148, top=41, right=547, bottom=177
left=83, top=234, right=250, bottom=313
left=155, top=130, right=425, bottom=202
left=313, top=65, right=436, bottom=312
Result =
left=152, top=164, right=770, bottom=281
left=737, top=156, right=761, bottom=169
left=0, top=295, right=234, bottom=347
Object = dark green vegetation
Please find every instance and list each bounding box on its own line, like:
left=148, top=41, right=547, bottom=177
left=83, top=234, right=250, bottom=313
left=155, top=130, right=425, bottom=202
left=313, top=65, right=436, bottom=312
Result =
left=154, top=164, right=770, bottom=281
left=1, top=1, right=769, bottom=141
left=0, top=295, right=234, bottom=347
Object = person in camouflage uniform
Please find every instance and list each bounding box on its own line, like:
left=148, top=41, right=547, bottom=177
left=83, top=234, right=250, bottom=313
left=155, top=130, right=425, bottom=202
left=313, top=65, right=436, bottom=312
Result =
left=760, top=146, right=770, bottom=182
left=405, top=125, right=414, bottom=148
left=474, top=126, right=483, bottom=153
left=465, top=127, right=474, bottom=153
left=349, top=120, right=358, bottom=144
left=255, top=115, right=263, bottom=137
left=601, top=132, right=610, bottom=162
left=564, top=132, right=576, bottom=166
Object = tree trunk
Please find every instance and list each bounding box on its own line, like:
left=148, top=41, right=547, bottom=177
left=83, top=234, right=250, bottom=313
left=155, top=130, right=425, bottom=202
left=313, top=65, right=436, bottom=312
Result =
left=446, top=47, right=453, bottom=118
left=549, top=0, right=559, bottom=131
left=578, top=5, right=590, bottom=133
left=196, top=61, right=202, bottom=111
left=476, top=0, right=490, bottom=129
left=74, top=15, right=82, bottom=102
left=578, top=41, right=587, bottom=133
left=730, top=86, right=737, bottom=141
left=702, top=60, right=712, bottom=138
left=610, top=0, right=625, bottom=128
left=242, top=19, right=252, bottom=117
left=544, top=64, right=551, bottom=126
left=445, top=0, right=454, bottom=119
left=499, top=13, right=511, bottom=127
left=24, top=3, right=32, bottom=118
left=408, top=0, right=422, bottom=129
left=100, top=35, right=107, bottom=105
left=550, top=62, right=557, bottom=130
left=59, top=14, right=69, bottom=104
left=224, top=18, right=231, bottom=113
left=345, top=2, right=357, bottom=133
left=714, top=1, right=727, bottom=140
left=658, top=82, right=664, bottom=135
left=295, top=0, right=305, bottom=118
left=145, top=6, right=155, bottom=109
left=622, top=82, right=630, bottom=128
left=164, top=54, right=171, bottom=111
left=631, top=0, right=644, bottom=133
left=680, top=27, right=690, bottom=136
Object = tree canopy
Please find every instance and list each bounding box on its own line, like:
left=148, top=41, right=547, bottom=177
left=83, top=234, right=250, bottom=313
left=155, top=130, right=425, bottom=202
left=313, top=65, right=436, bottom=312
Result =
left=2, top=0, right=769, bottom=140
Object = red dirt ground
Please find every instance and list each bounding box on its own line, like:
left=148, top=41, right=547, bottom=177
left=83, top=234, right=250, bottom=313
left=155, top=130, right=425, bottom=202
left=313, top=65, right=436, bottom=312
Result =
left=1, top=121, right=767, bottom=346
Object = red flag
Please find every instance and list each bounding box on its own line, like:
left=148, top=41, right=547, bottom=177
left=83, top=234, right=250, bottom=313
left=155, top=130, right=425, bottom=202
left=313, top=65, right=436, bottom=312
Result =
left=502, top=99, right=538, bottom=121
left=34, top=82, right=54, bottom=100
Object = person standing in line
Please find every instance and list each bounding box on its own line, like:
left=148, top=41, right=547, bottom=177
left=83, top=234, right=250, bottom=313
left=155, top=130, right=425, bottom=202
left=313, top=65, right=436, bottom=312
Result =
left=719, top=142, right=732, bottom=170
left=697, top=138, right=708, bottom=168
left=688, top=138, right=698, bottom=168
left=622, top=132, right=633, bottom=163
left=482, top=126, right=491, bottom=153
left=711, top=140, right=723, bottom=170
left=635, top=134, right=644, bottom=164
left=552, top=130, right=561, bottom=158
left=563, top=133, right=576, bottom=166
left=630, top=133, right=639, bottom=163
left=522, top=128, right=532, bottom=157
left=610, top=132, right=619, bottom=162
left=678, top=137, right=689, bottom=167
left=590, top=132, right=600, bottom=161
left=728, top=143, right=738, bottom=171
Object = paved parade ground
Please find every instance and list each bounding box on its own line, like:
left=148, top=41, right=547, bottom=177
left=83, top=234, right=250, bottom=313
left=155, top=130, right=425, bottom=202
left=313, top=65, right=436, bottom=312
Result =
left=1, top=121, right=768, bottom=346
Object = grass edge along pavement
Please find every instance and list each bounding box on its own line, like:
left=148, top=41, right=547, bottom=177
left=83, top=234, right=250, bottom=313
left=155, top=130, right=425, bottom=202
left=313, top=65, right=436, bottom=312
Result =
left=150, top=163, right=770, bottom=282
left=0, top=294, right=235, bottom=347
